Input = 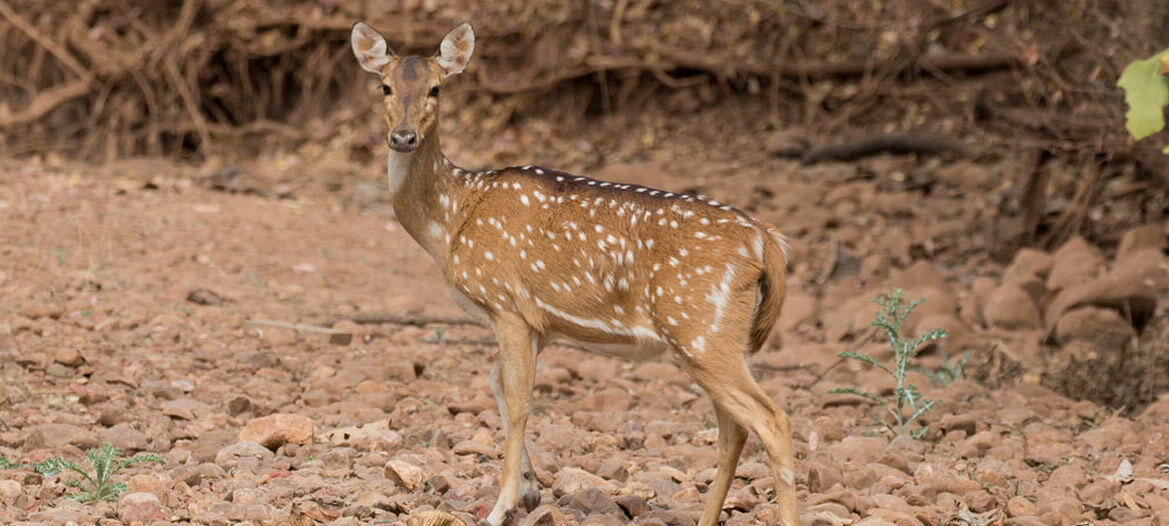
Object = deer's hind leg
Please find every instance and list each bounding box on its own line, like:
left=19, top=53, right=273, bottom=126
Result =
left=665, top=294, right=798, bottom=525
left=697, top=403, right=748, bottom=526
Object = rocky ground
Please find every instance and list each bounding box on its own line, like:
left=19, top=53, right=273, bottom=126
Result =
left=1, top=109, right=1169, bottom=526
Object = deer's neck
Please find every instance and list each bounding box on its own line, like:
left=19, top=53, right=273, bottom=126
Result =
left=386, top=130, right=465, bottom=268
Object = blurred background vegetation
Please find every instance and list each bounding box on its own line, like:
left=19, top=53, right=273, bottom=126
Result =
left=1, top=0, right=1165, bottom=167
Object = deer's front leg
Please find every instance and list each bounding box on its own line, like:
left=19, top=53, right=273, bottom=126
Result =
left=483, top=313, right=538, bottom=526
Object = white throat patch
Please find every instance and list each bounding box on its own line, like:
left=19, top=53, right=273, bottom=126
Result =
left=386, top=151, right=411, bottom=199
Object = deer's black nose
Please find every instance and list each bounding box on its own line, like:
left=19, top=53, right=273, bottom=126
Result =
left=389, top=127, right=418, bottom=152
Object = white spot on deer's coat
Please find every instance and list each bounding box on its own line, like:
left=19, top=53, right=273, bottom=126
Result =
left=520, top=194, right=530, bottom=206
left=426, top=221, right=443, bottom=241
left=707, top=263, right=736, bottom=334
left=485, top=251, right=494, bottom=261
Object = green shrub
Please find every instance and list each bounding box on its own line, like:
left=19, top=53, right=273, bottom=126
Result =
left=830, top=289, right=948, bottom=438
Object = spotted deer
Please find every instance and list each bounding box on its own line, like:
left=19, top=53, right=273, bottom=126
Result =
left=351, top=21, right=798, bottom=526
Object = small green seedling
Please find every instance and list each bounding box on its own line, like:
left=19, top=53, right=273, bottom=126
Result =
left=830, top=289, right=948, bottom=438
left=0, top=456, right=13, bottom=469
left=422, top=326, right=447, bottom=344
left=35, top=444, right=164, bottom=502
left=914, top=350, right=970, bottom=387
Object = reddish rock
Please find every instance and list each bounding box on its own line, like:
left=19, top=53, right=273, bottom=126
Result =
left=579, top=388, right=632, bottom=412
left=860, top=508, right=923, bottom=526
left=575, top=358, right=619, bottom=383
left=983, top=283, right=1041, bottom=330
left=846, top=463, right=911, bottom=490
left=125, top=474, right=166, bottom=503
left=893, top=261, right=950, bottom=292
left=913, top=313, right=968, bottom=344
left=966, top=490, right=999, bottom=513
left=1003, top=248, right=1053, bottom=283
left=1036, top=496, right=1083, bottom=525
left=825, top=293, right=877, bottom=342
left=614, top=495, right=649, bottom=517
left=161, top=399, right=206, bottom=420
left=901, top=287, right=958, bottom=334
left=214, top=441, right=274, bottom=471
left=913, top=463, right=979, bottom=495
left=1077, top=480, right=1116, bottom=506
left=50, top=347, right=84, bottom=367
left=22, top=423, right=99, bottom=449
left=1077, top=417, right=1136, bottom=451
left=779, top=292, right=818, bottom=332
left=1046, top=236, right=1105, bottom=292
left=446, top=395, right=495, bottom=415
left=384, top=459, right=424, bottom=491
left=1117, top=223, right=1167, bottom=260
left=551, top=468, right=615, bottom=498
left=860, top=254, right=890, bottom=283
left=520, top=505, right=569, bottom=525
left=566, top=488, right=623, bottom=516
left=118, top=492, right=165, bottom=523
left=825, top=436, right=887, bottom=465
left=805, top=456, right=843, bottom=492
left=1043, top=464, right=1085, bottom=490
left=100, top=424, right=150, bottom=451
left=958, top=293, right=985, bottom=329
left=1044, top=248, right=1166, bottom=332
left=631, top=362, right=688, bottom=384
left=812, top=416, right=845, bottom=443
left=1054, top=306, right=1134, bottom=348
left=406, top=510, right=465, bottom=526
left=1006, top=496, right=1039, bottom=517
left=240, top=413, right=313, bottom=450
left=0, top=479, right=22, bottom=502
left=1139, top=393, right=1169, bottom=422
left=323, top=420, right=402, bottom=450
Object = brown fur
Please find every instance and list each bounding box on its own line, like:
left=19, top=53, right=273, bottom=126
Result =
left=351, top=21, right=799, bottom=526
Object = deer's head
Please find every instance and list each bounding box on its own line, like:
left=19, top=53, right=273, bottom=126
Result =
left=351, top=22, right=474, bottom=153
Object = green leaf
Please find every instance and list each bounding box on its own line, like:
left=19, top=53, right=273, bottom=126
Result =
left=828, top=387, right=887, bottom=408
left=1162, top=145, right=1169, bottom=155
left=1118, top=48, right=1169, bottom=140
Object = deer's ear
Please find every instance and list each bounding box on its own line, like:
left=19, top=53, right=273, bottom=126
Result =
left=436, top=23, right=474, bottom=77
left=351, top=22, right=392, bottom=74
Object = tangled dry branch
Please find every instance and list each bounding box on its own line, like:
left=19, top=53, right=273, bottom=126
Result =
left=0, top=0, right=1165, bottom=170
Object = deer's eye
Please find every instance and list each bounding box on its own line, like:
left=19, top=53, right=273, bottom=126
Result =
left=379, top=84, right=392, bottom=96
left=428, top=85, right=441, bottom=97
